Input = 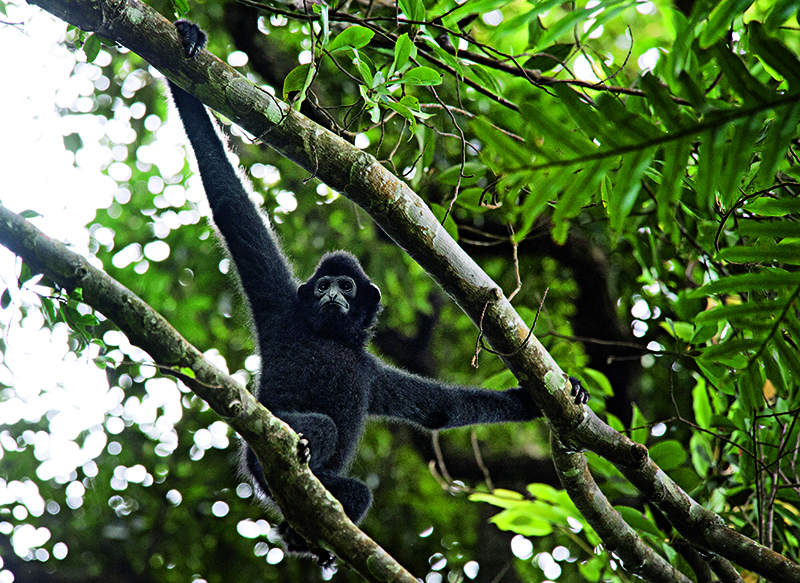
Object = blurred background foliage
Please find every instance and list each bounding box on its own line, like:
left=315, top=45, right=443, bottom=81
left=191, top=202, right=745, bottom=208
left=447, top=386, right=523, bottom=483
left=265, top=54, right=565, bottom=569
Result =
left=0, top=0, right=799, bottom=581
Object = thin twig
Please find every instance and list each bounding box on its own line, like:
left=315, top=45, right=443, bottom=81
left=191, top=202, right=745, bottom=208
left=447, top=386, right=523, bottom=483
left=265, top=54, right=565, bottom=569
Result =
left=470, top=431, right=494, bottom=491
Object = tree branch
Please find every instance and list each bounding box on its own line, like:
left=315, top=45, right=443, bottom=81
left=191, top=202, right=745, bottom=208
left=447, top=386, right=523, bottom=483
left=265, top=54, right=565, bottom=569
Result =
left=550, top=434, right=691, bottom=583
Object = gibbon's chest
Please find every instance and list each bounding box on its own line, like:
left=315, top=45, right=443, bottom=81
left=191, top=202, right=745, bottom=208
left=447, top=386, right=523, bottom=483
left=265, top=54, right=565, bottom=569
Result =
left=258, top=335, right=370, bottom=406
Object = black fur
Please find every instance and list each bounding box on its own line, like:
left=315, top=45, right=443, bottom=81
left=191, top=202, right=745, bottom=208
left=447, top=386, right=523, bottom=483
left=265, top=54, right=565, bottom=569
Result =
left=167, top=20, right=587, bottom=564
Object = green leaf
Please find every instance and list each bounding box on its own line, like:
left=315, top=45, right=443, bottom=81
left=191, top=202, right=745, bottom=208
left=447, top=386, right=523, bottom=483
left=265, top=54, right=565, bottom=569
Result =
left=608, top=148, right=655, bottom=237
left=718, top=243, right=800, bottom=265
left=690, top=270, right=800, bottom=297
left=669, top=467, right=703, bottom=492
left=469, top=489, right=525, bottom=509
left=764, top=0, right=800, bottom=31
left=697, top=360, right=728, bottom=392
left=398, top=0, right=425, bottom=21
left=699, top=0, right=755, bottom=48
left=443, top=0, right=521, bottom=27
left=631, top=405, right=648, bottom=445
left=691, top=323, right=718, bottom=345
left=738, top=220, right=800, bottom=238
left=0, top=288, right=10, bottom=310
left=615, top=506, right=662, bottom=537
left=527, top=484, right=569, bottom=504
left=649, top=440, right=687, bottom=470
left=524, top=44, right=573, bottom=72
left=520, top=102, right=595, bottom=158
left=674, top=290, right=705, bottom=321
left=640, top=72, right=687, bottom=131
left=656, top=138, right=692, bottom=244
left=661, top=319, right=694, bottom=342
left=385, top=100, right=417, bottom=134
left=495, top=6, right=547, bottom=45
left=580, top=368, right=613, bottom=397
left=700, top=339, right=761, bottom=367
left=556, top=85, right=627, bottom=149
left=739, top=435, right=757, bottom=483
left=749, top=21, right=800, bottom=91
left=764, top=345, right=788, bottom=397
left=594, top=92, right=661, bottom=142
left=742, top=364, right=765, bottom=412
left=41, top=296, right=58, bottom=326
left=535, top=5, right=594, bottom=49
left=514, top=173, right=555, bottom=239
left=423, top=37, right=462, bottom=75
left=736, top=219, right=800, bottom=238
left=19, top=209, right=41, bottom=219
left=19, top=262, right=31, bottom=283
left=482, top=369, right=517, bottom=390
left=93, top=354, right=116, bottom=368
left=753, top=101, right=800, bottom=191
left=93, top=34, right=117, bottom=49
left=719, top=115, right=765, bottom=210
left=695, top=123, right=728, bottom=210
left=677, top=70, right=708, bottom=109
left=368, top=102, right=380, bottom=124
left=354, top=55, right=374, bottom=87
left=470, top=117, right=529, bottom=167
left=744, top=197, right=800, bottom=216
left=398, top=67, right=442, bottom=86
left=696, top=301, right=780, bottom=325
left=491, top=507, right=553, bottom=536
left=773, top=334, right=800, bottom=380
left=467, top=64, right=501, bottom=94
left=282, top=64, right=312, bottom=99
left=712, top=43, right=770, bottom=105
left=692, top=381, right=712, bottom=427
left=316, top=4, right=330, bottom=47
left=689, top=433, right=713, bottom=477
left=399, top=95, right=425, bottom=115
left=79, top=312, right=100, bottom=327
left=392, top=33, right=415, bottom=74
left=83, top=34, right=101, bottom=62
left=437, top=162, right=485, bottom=186
left=328, top=26, right=375, bottom=53
left=552, top=160, right=609, bottom=244
left=709, top=414, right=738, bottom=430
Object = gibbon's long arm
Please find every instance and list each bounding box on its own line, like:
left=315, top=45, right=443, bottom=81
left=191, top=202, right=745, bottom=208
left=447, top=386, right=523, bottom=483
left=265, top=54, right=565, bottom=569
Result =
left=167, top=46, right=297, bottom=332
left=367, top=359, right=544, bottom=429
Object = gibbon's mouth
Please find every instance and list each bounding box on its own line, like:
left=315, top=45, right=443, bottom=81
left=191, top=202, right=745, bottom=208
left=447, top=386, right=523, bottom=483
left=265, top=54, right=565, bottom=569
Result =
left=320, top=298, right=350, bottom=313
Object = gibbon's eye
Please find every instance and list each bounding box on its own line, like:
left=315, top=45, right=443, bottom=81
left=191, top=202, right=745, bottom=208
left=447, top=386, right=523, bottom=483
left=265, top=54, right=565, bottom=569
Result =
left=317, top=280, right=330, bottom=292
left=340, top=280, right=352, bottom=292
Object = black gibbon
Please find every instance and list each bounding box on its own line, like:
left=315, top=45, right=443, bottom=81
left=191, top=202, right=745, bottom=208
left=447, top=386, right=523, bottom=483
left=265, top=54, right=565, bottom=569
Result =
left=167, top=20, right=587, bottom=566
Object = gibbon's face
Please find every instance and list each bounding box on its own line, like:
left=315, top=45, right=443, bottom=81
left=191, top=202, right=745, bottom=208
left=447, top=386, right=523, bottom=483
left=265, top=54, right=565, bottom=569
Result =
left=313, top=275, right=357, bottom=315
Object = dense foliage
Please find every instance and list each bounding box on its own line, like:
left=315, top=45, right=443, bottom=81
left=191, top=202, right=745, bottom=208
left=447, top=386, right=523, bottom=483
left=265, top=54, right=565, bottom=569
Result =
left=1, top=0, right=799, bottom=581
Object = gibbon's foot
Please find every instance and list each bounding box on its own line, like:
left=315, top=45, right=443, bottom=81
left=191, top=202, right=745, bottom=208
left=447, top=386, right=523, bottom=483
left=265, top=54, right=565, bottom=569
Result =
left=316, top=550, right=337, bottom=569
left=296, top=434, right=311, bottom=465
left=569, top=376, right=590, bottom=405
left=277, top=521, right=336, bottom=568
left=174, top=20, right=207, bottom=58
